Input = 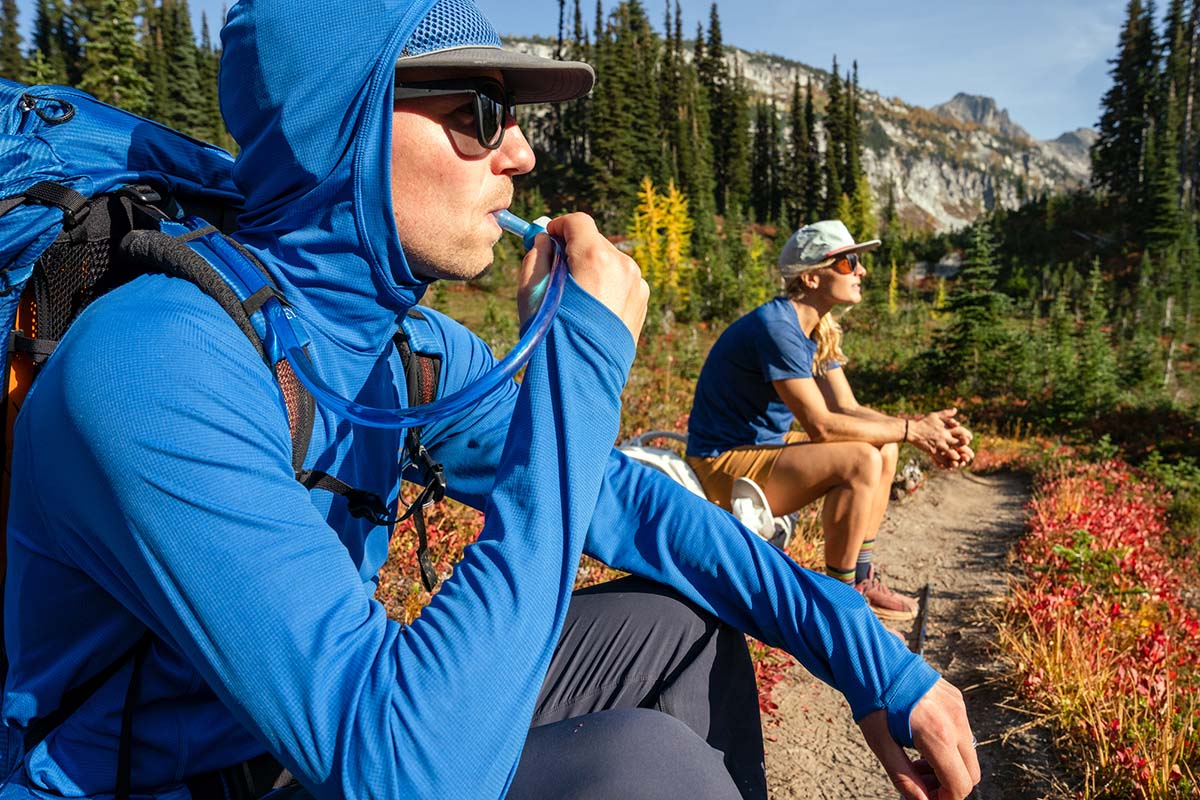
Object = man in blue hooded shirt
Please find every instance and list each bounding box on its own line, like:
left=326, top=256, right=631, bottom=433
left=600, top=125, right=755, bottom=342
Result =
left=0, top=0, right=981, bottom=798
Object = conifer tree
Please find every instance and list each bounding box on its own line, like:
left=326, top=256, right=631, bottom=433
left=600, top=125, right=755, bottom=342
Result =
left=584, top=0, right=626, bottom=225
left=1144, top=77, right=1188, bottom=251
left=197, top=12, right=227, bottom=147
left=140, top=0, right=165, bottom=120
left=674, top=13, right=716, bottom=259
left=750, top=100, right=774, bottom=222
left=842, top=63, right=860, bottom=201
left=79, top=0, right=150, bottom=114
left=877, top=183, right=903, bottom=266
left=55, top=0, right=84, bottom=84
left=802, top=78, right=821, bottom=223
left=1092, top=0, right=1160, bottom=215
left=724, top=207, right=771, bottom=310
left=32, top=0, right=68, bottom=84
left=0, top=0, right=23, bottom=81
left=584, top=0, right=664, bottom=225
left=720, top=64, right=751, bottom=214
left=1076, top=262, right=1121, bottom=412
left=844, top=61, right=876, bottom=240
left=769, top=99, right=783, bottom=223
left=630, top=177, right=665, bottom=292
left=934, top=220, right=1011, bottom=393
left=822, top=58, right=844, bottom=218
left=161, top=0, right=206, bottom=136
left=697, top=3, right=749, bottom=215
left=1164, top=0, right=1195, bottom=202
left=1186, top=0, right=1200, bottom=211
left=821, top=133, right=841, bottom=218
left=1122, top=250, right=1164, bottom=388
left=540, top=0, right=589, bottom=202
left=691, top=221, right=740, bottom=321
left=25, top=48, right=52, bottom=82
left=783, top=73, right=808, bottom=228
left=887, top=259, right=898, bottom=317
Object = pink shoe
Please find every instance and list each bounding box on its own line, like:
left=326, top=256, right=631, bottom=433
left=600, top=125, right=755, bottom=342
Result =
left=855, top=567, right=918, bottom=622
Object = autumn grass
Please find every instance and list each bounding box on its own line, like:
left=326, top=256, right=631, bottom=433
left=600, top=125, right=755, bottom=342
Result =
left=996, top=460, right=1200, bottom=798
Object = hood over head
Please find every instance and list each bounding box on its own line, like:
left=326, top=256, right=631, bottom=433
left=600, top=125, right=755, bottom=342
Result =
left=219, top=0, right=590, bottom=353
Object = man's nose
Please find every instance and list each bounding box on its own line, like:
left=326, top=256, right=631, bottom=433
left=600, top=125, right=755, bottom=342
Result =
left=497, top=120, right=536, bottom=175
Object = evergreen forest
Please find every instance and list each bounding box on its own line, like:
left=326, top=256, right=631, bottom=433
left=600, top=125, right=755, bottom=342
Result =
left=2, top=0, right=1200, bottom=459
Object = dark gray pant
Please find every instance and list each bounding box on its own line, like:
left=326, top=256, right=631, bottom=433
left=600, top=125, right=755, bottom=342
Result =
left=508, top=577, right=767, bottom=800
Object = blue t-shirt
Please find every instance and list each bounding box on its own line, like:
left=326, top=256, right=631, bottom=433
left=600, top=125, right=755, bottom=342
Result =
left=687, top=296, right=839, bottom=457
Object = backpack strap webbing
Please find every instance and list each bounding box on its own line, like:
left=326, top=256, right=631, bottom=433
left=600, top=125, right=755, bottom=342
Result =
left=392, top=310, right=445, bottom=592
left=22, top=632, right=152, bottom=755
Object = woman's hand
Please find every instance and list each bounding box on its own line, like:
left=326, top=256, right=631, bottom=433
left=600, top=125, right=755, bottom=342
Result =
left=909, top=409, right=974, bottom=468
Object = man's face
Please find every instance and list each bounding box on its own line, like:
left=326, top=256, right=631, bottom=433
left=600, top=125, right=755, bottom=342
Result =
left=390, top=69, right=536, bottom=281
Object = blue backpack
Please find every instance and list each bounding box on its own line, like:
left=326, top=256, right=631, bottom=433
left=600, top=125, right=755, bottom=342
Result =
left=0, top=80, right=445, bottom=797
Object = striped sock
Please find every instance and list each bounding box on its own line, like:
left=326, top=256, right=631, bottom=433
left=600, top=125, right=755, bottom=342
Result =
left=856, top=539, right=876, bottom=583
left=825, top=564, right=856, bottom=586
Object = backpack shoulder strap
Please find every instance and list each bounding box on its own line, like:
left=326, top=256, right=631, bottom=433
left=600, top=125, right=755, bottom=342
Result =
left=392, top=309, right=445, bottom=592
left=394, top=308, right=443, bottom=410
left=120, top=228, right=315, bottom=474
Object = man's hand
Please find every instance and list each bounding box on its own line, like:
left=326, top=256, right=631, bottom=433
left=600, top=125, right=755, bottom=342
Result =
left=910, top=409, right=974, bottom=469
left=519, top=212, right=649, bottom=343
left=858, top=679, right=980, bottom=799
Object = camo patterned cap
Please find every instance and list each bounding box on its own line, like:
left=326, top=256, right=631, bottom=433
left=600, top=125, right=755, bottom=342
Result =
left=778, top=219, right=881, bottom=279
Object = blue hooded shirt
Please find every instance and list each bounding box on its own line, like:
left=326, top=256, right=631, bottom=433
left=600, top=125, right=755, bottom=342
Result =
left=0, top=0, right=939, bottom=797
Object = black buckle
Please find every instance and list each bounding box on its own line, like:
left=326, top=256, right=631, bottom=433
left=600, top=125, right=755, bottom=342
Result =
left=344, top=490, right=395, bottom=527
left=118, top=185, right=163, bottom=205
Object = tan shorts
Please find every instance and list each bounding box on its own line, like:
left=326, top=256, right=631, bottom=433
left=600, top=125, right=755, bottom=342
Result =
left=686, top=431, right=808, bottom=511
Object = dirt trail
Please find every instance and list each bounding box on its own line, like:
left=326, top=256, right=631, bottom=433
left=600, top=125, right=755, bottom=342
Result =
left=764, top=469, right=1066, bottom=799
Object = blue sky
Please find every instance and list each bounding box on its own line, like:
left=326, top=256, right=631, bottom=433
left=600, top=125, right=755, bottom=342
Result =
left=13, top=0, right=1130, bottom=139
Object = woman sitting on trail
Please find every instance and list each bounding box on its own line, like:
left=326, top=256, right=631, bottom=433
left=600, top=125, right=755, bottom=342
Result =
left=686, top=220, right=974, bottom=621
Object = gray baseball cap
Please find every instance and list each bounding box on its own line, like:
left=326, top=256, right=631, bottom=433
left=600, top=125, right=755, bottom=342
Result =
left=394, top=0, right=596, bottom=103
left=778, top=220, right=881, bottom=277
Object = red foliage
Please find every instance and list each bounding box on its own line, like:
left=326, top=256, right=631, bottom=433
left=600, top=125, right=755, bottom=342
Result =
left=1007, top=460, right=1200, bottom=797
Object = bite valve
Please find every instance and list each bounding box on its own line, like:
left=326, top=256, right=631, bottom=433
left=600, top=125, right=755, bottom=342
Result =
left=494, top=209, right=547, bottom=252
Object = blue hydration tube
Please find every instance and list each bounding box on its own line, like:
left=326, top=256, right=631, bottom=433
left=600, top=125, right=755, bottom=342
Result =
left=247, top=211, right=565, bottom=429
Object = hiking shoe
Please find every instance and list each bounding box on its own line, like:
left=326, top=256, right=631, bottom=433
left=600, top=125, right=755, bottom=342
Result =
left=855, top=567, right=919, bottom=622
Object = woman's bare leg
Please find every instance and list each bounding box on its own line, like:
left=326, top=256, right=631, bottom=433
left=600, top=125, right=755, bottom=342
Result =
left=866, top=442, right=899, bottom=537
left=760, top=441, right=883, bottom=574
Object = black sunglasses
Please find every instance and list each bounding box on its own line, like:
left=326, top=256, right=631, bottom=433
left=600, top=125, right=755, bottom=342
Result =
left=830, top=253, right=861, bottom=275
left=393, top=78, right=516, bottom=151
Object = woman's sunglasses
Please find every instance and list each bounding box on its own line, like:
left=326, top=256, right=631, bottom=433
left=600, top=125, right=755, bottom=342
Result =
left=829, top=253, right=862, bottom=275
left=393, top=78, right=516, bottom=152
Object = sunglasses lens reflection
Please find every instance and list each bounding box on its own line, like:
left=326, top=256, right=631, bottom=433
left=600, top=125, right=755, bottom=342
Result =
left=834, top=254, right=858, bottom=274
left=477, top=86, right=507, bottom=147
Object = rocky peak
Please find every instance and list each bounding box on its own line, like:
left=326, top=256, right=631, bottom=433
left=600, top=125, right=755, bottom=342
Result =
left=504, top=37, right=1097, bottom=232
left=930, top=93, right=1031, bottom=141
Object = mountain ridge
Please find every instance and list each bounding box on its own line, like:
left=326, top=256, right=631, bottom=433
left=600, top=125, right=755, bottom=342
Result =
left=506, top=37, right=1094, bottom=232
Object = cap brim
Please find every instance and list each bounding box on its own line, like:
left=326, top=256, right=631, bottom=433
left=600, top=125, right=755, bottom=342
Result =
left=395, top=46, right=595, bottom=103
left=825, top=239, right=882, bottom=259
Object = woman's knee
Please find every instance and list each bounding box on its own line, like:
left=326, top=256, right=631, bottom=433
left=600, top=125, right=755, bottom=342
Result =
left=845, top=441, right=883, bottom=485
left=879, top=441, right=899, bottom=479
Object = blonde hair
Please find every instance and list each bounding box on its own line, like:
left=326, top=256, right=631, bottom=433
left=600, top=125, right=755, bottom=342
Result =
left=784, top=261, right=849, bottom=376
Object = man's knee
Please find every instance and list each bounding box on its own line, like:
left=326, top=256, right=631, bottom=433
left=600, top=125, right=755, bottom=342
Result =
left=514, top=709, right=742, bottom=800
left=571, top=576, right=718, bottom=645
